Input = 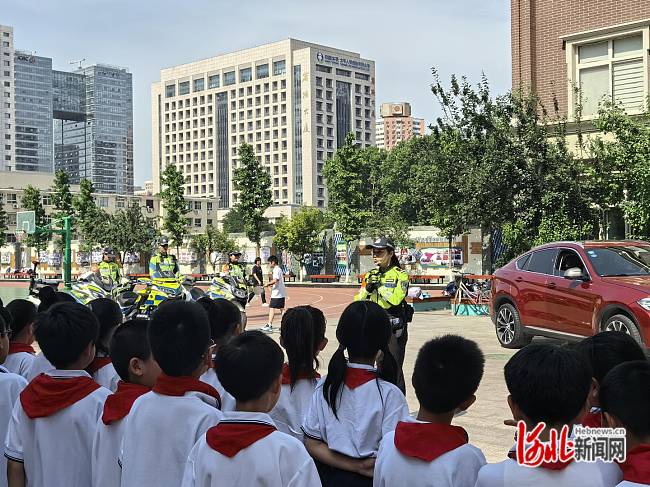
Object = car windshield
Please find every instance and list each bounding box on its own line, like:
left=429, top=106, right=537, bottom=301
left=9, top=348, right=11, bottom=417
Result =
left=584, top=246, right=650, bottom=277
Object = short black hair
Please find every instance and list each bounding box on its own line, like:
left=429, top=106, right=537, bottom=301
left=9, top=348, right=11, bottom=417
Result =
left=215, top=330, right=283, bottom=402
left=268, top=255, right=278, bottom=265
left=5, top=300, right=36, bottom=339
left=35, top=302, right=100, bottom=369
left=0, top=302, right=12, bottom=328
left=88, top=298, right=122, bottom=351
left=504, top=344, right=591, bottom=425
left=196, top=297, right=240, bottom=347
left=413, top=335, right=485, bottom=414
left=109, top=319, right=151, bottom=382
left=574, top=331, right=647, bottom=384
left=147, top=301, right=210, bottom=377
left=600, top=361, right=650, bottom=439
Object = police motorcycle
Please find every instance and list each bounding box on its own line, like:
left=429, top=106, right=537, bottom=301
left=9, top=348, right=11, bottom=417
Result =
left=205, top=274, right=249, bottom=329
left=128, top=270, right=205, bottom=320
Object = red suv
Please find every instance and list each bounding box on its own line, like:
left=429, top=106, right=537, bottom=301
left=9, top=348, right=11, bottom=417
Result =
left=490, top=240, right=650, bottom=348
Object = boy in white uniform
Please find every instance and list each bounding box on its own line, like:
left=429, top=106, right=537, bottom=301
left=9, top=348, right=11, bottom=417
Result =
left=374, top=335, right=486, bottom=487
left=261, top=255, right=287, bottom=333
left=182, top=330, right=321, bottom=487
left=4, top=302, right=111, bottom=487
left=0, top=311, right=29, bottom=487
left=600, top=360, right=650, bottom=487
left=119, top=301, right=222, bottom=487
left=475, top=344, right=622, bottom=487
left=91, top=320, right=161, bottom=487
left=3, top=300, right=37, bottom=379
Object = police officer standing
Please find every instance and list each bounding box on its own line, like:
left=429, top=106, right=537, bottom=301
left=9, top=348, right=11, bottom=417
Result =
left=149, top=237, right=180, bottom=278
left=354, top=237, right=410, bottom=393
left=221, top=250, right=247, bottom=278
left=97, top=247, right=121, bottom=283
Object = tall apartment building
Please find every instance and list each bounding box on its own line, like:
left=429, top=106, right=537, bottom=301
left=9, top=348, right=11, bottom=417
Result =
left=152, top=39, right=376, bottom=209
left=375, top=102, right=424, bottom=151
left=0, top=25, right=14, bottom=171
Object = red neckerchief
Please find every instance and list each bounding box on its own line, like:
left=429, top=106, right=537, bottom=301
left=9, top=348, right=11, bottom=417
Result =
left=394, top=421, right=468, bottom=462
left=281, top=363, right=321, bottom=385
left=508, top=449, right=574, bottom=470
left=8, top=342, right=36, bottom=355
left=88, top=356, right=112, bottom=373
left=206, top=422, right=276, bottom=457
left=153, top=373, right=221, bottom=409
left=102, top=382, right=151, bottom=425
left=581, top=410, right=602, bottom=428
left=618, top=444, right=650, bottom=483
left=345, top=367, right=376, bottom=389
left=20, top=373, right=100, bottom=419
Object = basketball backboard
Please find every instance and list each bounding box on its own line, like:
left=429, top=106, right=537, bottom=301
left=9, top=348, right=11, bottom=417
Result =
left=16, top=211, right=36, bottom=234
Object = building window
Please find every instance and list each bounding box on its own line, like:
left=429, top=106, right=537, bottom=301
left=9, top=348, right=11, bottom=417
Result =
left=566, top=27, right=648, bottom=117
left=194, top=218, right=202, bottom=228
left=273, top=60, right=286, bottom=76
left=99, top=197, right=109, bottom=208
left=179, top=81, right=190, bottom=95
left=256, top=64, right=269, bottom=79
left=208, top=74, right=220, bottom=89
left=42, top=195, right=52, bottom=206
left=2, top=60, right=8, bottom=66
left=336, top=69, right=351, bottom=77
left=117, top=198, right=126, bottom=208
left=355, top=72, right=370, bottom=81
left=240, top=67, right=252, bottom=83
left=224, top=71, right=236, bottom=86
left=193, top=78, right=204, bottom=92
left=2, top=42, right=8, bottom=47
left=316, top=65, right=331, bottom=73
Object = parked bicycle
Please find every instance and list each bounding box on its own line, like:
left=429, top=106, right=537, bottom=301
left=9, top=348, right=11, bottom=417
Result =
left=451, top=272, right=492, bottom=315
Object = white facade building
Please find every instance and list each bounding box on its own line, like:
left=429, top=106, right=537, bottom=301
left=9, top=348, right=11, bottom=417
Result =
left=0, top=25, right=14, bottom=171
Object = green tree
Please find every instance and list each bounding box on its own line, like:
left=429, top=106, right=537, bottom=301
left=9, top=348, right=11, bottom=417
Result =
left=102, top=203, right=158, bottom=265
left=323, top=133, right=372, bottom=280
left=50, top=170, right=74, bottom=249
left=221, top=206, right=274, bottom=234
left=232, top=143, right=272, bottom=251
left=73, top=179, right=105, bottom=251
left=273, top=207, right=326, bottom=281
left=20, top=185, right=48, bottom=251
left=159, top=164, right=188, bottom=252
left=189, top=224, right=238, bottom=274
left=0, top=193, right=7, bottom=241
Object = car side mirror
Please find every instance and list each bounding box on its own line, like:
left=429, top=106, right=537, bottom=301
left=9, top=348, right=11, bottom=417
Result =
left=564, top=267, right=586, bottom=280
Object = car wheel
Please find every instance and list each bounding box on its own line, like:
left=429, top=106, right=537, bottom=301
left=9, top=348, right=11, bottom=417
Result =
left=603, top=314, right=644, bottom=346
left=495, top=303, right=532, bottom=349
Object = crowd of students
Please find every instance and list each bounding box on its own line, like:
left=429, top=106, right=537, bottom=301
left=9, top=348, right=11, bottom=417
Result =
left=0, top=292, right=648, bottom=487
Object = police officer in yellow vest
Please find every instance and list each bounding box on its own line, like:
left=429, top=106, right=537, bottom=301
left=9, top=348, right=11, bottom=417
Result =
left=355, top=237, right=410, bottom=393
left=97, top=247, right=121, bottom=283
left=149, top=236, right=180, bottom=278
left=221, top=250, right=247, bottom=278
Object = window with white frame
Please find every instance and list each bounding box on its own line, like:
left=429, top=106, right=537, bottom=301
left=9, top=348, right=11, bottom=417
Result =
left=564, top=22, right=649, bottom=117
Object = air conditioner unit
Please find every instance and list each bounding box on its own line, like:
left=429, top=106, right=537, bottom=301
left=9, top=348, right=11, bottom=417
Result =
left=194, top=209, right=200, bottom=214
left=12, top=204, right=18, bottom=209
left=207, top=210, right=212, bottom=214
left=146, top=207, right=153, bottom=213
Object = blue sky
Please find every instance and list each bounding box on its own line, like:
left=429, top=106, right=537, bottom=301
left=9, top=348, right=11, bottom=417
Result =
left=2, top=0, right=511, bottom=186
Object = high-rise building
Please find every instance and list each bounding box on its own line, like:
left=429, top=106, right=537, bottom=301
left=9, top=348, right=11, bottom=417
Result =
left=0, top=25, right=15, bottom=171
left=152, top=39, right=376, bottom=209
left=375, top=102, right=425, bottom=151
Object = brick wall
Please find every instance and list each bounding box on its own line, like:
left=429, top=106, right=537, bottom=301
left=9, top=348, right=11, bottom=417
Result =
left=512, top=0, right=649, bottom=115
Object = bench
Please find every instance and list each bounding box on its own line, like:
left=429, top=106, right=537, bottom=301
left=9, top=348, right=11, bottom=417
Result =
left=4, top=273, right=30, bottom=279
left=406, top=294, right=451, bottom=311
left=44, top=273, right=61, bottom=279
left=357, top=274, right=365, bottom=283
left=310, top=274, right=340, bottom=283
left=409, top=275, right=445, bottom=284
left=466, top=275, right=492, bottom=281
left=267, top=273, right=297, bottom=282
left=129, top=273, right=149, bottom=278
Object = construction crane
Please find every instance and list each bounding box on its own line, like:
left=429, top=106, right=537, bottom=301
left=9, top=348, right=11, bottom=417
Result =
left=70, top=58, right=85, bottom=69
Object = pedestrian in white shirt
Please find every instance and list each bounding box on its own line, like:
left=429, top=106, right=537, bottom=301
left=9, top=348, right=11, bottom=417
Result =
left=3, top=300, right=37, bottom=379
left=119, top=301, right=223, bottom=487
left=0, top=309, right=29, bottom=487
left=87, top=298, right=122, bottom=392
left=302, top=301, right=409, bottom=486
left=182, top=330, right=321, bottom=487
left=197, top=297, right=243, bottom=412
left=91, top=320, right=161, bottom=487
left=5, top=302, right=111, bottom=487
left=374, top=335, right=486, bottom=487
left=261, top=255, right=286, bottom=333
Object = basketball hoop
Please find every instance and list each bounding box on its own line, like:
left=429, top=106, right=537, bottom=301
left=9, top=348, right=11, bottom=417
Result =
left=14, top=230, right=27, bottom=244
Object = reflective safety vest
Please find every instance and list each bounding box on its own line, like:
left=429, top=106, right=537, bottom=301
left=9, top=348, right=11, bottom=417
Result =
left=97, top=261, right=120, bottom=282
left=354, top=265, right=409, bottom=316
left=149, top=253, right=179, bottom=278
left=222, top=262, right=247, bottom=278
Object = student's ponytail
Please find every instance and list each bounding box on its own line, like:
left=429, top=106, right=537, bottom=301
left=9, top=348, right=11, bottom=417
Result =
left=323, top=344, right=348, bottom=419
left=377, top=344, right=399, bottom=386
left=281, top=307, right=319, bottom=390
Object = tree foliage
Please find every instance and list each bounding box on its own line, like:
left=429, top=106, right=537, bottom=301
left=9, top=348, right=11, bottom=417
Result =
left=20, top=185, right=48, bottom=251
left=189, top=224, right=237, bottom=274
left=159, top=164, right=188, bottom=251
left=0, top=193, right=7, bottom=240
left=73, top=179, right=104, bottom=251
left=232, top=143, right=272, bottom=249
left=102, top=203, right=158, bottom=262
left=50, top=170, right=74, bottom=249
left=273, top=207, right=326, bottom=281
left=221, top=206, right=274, bottom=234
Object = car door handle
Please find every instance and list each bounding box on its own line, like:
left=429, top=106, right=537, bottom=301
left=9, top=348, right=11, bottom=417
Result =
left=514, top=277, right=523, bottom=283
left=547, top=282, right=556, bottom=289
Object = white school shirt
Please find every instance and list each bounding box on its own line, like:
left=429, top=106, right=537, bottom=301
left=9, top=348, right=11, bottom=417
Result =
left=301, top=363, right=409, bottom=458
left=0, top=366, right=28, bottom=487
left=92, top=362, right=120, bottom=393
left=4, top=369, right=111, bottom=487
left=373, top=417, right=486, bottom=487
left=181, top=411, right=321, bottom=487
left=3, top=351, right=35, bottom=379
left=24, top=352, right=53, bottom=382
left=200, top=368, right=236, bottom=412
left=271, top=266, right=287, bottom=299
left=119, top=389, right=223, bottom=487
left=269, top=372, right=319, bottom=441
left=475, top=448, right=623, bottom=487
left=618, top=483, right=647, bottom=487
